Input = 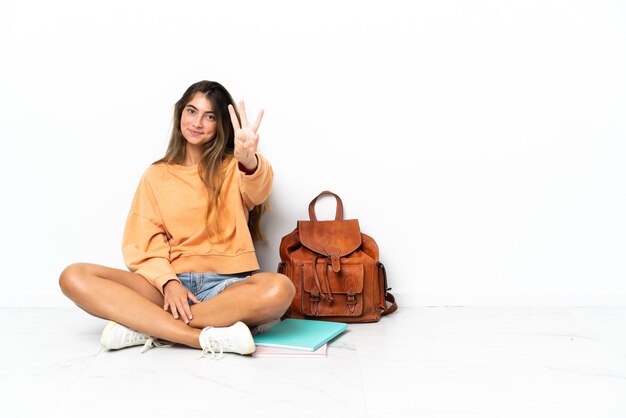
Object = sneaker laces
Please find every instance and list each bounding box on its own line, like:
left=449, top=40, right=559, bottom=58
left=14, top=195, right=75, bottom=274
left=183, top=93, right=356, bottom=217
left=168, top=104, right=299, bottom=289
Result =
left=121, top=328, right=148, bottom=346
left=140, top=337, right=173, bottom=354
left=200, top=328, right=234, bottom=360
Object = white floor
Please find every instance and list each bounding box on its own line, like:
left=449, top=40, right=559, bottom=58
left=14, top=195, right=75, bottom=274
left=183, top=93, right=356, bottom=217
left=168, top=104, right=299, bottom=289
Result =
left=1, top=306, right=625, bottom=418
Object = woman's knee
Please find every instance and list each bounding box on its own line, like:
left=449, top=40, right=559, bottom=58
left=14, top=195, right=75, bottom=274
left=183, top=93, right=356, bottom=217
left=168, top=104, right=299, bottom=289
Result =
left=59, top=263, right=93, bottom=296
left=262, top=273, right=295, bottom=305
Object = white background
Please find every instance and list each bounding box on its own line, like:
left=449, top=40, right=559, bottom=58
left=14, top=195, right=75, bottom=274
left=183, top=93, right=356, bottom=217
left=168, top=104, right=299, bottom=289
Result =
left=1, top=0, right=625, bottom=307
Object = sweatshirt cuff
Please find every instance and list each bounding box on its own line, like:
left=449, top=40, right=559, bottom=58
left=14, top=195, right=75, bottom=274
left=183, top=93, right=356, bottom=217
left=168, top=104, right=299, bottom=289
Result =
left=238, top=154, right=259, bottom=175
left=155, top=273, right=180, bottom=295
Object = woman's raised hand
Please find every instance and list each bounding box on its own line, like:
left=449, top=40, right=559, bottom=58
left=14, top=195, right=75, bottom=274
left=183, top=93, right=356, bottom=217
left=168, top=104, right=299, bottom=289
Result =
left=229, top=101, right=264, bottom=171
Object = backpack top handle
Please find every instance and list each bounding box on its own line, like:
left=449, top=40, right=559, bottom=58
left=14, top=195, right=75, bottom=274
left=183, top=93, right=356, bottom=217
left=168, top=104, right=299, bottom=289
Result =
left=308, top=190, right=344, bottom=221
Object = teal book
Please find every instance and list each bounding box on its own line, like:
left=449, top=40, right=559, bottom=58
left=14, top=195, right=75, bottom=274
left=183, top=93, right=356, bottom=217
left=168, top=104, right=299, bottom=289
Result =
left=253, top=319, right=348, bottom=352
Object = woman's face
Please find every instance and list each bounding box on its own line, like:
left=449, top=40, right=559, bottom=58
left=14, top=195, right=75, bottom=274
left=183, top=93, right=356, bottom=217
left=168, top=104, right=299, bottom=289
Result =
left=180, top=92, right=218, bottom=146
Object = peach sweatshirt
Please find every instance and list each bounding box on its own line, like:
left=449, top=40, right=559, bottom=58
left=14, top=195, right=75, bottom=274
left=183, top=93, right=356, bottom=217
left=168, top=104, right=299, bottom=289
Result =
left=122, top=153, right=273, bottom=294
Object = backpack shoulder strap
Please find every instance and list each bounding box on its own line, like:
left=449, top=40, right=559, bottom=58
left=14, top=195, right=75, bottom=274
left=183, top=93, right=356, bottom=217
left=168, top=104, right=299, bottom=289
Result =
left=379, top=263, right=398, bottom=316
left=383, top=292, right=398, bottom=316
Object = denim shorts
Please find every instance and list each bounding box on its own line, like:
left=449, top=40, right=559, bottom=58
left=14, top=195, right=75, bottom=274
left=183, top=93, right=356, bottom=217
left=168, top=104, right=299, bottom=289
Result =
left=177, top=272, right=251, bottom=303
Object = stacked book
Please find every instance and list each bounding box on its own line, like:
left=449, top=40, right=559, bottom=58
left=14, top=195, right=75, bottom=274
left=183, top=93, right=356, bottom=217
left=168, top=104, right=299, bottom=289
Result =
left=252, top=318, right=348, bottom=358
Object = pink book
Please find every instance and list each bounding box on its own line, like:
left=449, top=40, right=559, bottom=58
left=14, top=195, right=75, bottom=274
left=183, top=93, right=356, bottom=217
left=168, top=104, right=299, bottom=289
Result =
left=252, top=344, right=328, bottom=358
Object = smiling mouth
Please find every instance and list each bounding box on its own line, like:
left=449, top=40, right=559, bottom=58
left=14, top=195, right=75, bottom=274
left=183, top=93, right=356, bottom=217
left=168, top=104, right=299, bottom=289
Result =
left=188, top=129, right=203, bottom=135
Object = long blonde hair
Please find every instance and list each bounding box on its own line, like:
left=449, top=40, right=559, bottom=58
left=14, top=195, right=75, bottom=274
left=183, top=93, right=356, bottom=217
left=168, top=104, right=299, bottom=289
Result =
left=155, top=80, right=268, bottom=241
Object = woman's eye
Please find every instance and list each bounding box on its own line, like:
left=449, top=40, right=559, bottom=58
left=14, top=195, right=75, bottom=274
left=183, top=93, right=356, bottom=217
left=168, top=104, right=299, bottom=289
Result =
left=186, top=108, right=195, bottom=115
left=206, top=114, right=216, bottom=121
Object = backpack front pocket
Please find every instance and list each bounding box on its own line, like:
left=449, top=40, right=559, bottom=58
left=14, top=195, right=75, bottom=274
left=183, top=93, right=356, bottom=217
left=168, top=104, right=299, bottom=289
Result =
left=301, top=262, right=364, bottom=317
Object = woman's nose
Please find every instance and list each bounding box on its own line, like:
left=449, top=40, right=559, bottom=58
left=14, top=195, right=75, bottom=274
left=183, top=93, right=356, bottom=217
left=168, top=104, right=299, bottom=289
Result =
left=192, top=115, right=203, bottom=127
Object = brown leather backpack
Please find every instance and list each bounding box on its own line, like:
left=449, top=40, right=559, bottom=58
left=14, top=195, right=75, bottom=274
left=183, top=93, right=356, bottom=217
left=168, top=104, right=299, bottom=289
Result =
left=278, top=191, right=397, bottom=323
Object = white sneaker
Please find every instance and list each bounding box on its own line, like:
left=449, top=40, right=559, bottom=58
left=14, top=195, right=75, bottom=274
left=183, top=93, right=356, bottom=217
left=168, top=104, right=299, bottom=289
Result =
left=100, top=321, right=169, bottom=353
left=250, top=319, right=281, bottom=336
left=199, top=321, right=256, bottom=359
